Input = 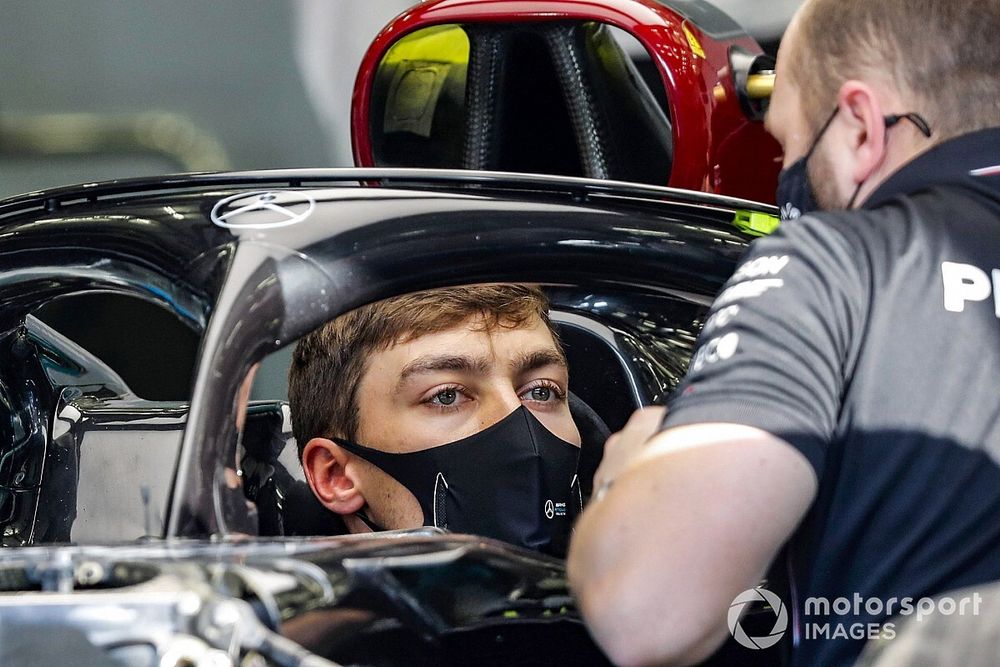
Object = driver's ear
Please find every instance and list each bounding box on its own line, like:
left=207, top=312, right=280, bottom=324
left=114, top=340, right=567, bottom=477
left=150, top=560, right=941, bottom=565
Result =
left=302, top=438, right=366, bottom=515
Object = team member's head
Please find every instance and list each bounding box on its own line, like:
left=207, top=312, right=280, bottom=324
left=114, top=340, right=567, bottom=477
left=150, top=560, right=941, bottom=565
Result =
left=288, top=284, right=582, bottom=555
left=770, top=0, right=1000, bottom=218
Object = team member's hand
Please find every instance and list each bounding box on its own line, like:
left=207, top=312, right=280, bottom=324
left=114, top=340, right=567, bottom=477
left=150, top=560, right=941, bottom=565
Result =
left=592, top=406, right=666, bottom=499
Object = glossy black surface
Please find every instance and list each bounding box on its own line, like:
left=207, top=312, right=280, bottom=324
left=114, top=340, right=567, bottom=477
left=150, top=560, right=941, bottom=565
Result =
left=0, top=168, right=775, bottom=665
left=0, top=168, right=771, bottom=541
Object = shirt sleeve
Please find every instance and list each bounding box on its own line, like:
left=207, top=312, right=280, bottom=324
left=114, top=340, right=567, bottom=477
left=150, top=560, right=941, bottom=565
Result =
left=661, top=215, right=870, bottom=478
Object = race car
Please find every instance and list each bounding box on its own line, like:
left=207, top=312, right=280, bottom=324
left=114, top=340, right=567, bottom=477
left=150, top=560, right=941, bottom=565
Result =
left=0, top=169, right=783, bottom=665
left=0, top=1, right=789, bottom=664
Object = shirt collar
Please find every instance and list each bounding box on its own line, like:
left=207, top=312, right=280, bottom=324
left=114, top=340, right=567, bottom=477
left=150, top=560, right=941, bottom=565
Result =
left=864, top=126, right=1000, bottom=209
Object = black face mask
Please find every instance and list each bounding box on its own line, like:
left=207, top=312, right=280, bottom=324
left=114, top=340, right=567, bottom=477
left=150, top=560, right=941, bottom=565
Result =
left=775, top=108, right=839, bottom=220
left=776, top=109, right=932, bottom=220
left=334, top=406, right=582, bottom=557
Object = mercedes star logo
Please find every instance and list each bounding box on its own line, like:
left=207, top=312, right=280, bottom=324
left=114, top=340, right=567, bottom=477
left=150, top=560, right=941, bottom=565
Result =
left=544, top=499, right=555, bottom=519
left=211, top=191, right=316, bottom=229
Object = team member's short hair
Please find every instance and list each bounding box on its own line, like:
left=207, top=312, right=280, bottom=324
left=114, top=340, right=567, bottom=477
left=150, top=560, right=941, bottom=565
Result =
left=288, top=284, right=560, bottom=453
left=790, top=0, right=1000, bottom=140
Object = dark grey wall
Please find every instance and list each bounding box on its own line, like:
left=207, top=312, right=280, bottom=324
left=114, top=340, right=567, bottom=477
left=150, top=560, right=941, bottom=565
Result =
left=0, top=1, right=329, bottom=197
left=1, top=1, right=339, bottom=399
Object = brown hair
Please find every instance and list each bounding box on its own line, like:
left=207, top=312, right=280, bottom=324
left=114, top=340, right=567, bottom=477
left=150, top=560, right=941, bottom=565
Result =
left=789, top=0, right=1000, bottom=141
left=288, top=284, right=559, bottom=453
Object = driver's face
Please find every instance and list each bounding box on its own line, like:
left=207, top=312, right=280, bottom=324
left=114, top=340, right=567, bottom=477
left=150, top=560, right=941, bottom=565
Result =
left=358, top=314, right=580, bottom=449
left=351, top=313, right=581, bottom=528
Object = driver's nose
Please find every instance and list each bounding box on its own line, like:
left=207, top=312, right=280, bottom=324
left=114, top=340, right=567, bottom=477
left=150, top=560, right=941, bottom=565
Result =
left=477, top=387, right=523, bottom=431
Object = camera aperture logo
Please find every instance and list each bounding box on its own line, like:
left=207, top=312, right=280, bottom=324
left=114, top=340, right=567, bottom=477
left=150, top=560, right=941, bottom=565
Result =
left=728, top=587, right=788, bottom=650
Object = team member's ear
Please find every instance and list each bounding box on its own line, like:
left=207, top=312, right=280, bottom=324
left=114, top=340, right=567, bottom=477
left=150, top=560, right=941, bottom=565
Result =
left=837, top=81, right=889, bottom=187
left=302, top=438, right=366, bottom=515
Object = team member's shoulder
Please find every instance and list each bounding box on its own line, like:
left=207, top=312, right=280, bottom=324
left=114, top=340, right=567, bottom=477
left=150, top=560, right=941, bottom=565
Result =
left=790, top=208, right=893, bottom=262
left=664, top=209, right=880, bottom=477
left=722, top=210, right=877, bottom=306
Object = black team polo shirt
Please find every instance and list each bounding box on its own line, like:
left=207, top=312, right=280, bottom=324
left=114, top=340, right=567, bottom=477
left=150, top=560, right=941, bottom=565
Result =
left=662, top=127, right=1000, bottom=667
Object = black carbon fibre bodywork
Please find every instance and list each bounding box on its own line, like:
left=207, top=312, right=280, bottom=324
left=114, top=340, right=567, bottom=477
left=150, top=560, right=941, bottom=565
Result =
left=0, top=169, right=779, bottom=666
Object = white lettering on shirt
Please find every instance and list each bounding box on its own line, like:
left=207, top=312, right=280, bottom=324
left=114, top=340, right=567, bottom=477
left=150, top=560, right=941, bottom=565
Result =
left=733, top=255, right=790, bottom=281
left=716, top=279, right=785, bottom=307
left=690, top=332, right=740, bottom=373
left=704, top=305, right=740, bottom=334
left=941, top=261, right=1000, bottom=317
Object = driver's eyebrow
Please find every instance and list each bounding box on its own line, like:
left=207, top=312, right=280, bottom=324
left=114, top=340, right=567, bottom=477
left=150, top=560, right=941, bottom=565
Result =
left=511, top=349, right=567, bottom=376
left=396, top=354, right=491, bottom=389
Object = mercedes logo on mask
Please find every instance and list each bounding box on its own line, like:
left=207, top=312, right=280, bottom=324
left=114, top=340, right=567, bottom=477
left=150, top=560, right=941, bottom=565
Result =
left=544, top=499, right=556, bottom=520
left=211, top=191, right=316, bottom=229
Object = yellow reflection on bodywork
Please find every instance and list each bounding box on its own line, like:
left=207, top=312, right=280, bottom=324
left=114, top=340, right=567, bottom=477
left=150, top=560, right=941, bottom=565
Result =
left=382, top=24, right=470, bottom=65
left=381, top=25, right=470, bottom=137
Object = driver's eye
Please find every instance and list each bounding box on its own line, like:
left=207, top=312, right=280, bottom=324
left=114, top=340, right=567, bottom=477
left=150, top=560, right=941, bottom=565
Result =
left=529, top=386, right=551, bottom=401
left=435, top=388, right=458, bottom=405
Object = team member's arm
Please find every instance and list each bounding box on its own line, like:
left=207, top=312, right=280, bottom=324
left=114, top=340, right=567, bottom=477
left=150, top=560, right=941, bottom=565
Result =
left=570, top=417, right=815, bottom=665
left=568, top=216, right=868, bottom=666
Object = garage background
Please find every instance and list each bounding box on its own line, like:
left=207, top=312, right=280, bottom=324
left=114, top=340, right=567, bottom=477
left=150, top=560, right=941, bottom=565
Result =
left=0, top=0, right=800, bottom=402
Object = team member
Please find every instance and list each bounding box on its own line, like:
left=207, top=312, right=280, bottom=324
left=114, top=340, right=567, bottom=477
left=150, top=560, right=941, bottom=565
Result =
left=288, top=284, right=584, bottom=556
left=568, top=0, right=1000, bottom=665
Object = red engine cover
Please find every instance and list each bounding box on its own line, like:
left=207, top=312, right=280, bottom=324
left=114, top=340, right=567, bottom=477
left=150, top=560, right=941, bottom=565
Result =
left=351, top=0, right=781, bottom=202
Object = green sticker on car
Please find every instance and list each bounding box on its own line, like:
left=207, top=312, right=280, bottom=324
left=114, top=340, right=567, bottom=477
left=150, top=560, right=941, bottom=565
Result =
left=733, top=210, right=780, bottom=237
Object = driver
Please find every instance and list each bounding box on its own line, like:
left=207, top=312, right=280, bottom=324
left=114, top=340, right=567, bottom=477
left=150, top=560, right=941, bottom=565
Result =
left=288, top=284, right=584, bottom=556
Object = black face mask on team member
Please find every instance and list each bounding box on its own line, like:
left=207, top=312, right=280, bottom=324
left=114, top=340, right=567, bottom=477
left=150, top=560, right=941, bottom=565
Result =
left=776, top=109, right=932, bottom=220
left=775, top=108, right=839, bottom=220
left=334, top=406, right=583, bottom=557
